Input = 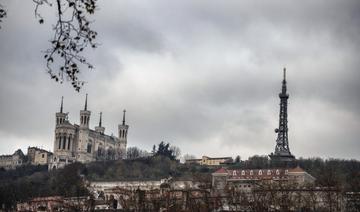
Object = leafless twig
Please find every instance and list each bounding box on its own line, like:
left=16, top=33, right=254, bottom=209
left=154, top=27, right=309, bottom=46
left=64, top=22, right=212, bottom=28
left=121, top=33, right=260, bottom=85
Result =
left=33, top=0, right=98, bottom=91
left=0, top=4, right=7, bottom=29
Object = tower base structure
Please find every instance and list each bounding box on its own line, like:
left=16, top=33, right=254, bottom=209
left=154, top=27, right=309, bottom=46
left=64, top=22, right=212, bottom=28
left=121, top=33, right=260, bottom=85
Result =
left=269, top=152, right=295, bottom=162
left=269, top=152, right=296, bottom=168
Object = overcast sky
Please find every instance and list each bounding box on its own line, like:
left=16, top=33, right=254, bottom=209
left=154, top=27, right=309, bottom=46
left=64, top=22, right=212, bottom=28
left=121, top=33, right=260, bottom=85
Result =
left=0, top=0, right=359, bottom=160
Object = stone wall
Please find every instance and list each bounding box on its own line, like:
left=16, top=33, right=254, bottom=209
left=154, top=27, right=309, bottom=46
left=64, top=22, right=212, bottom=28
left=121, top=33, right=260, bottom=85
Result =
left=0, top=149, right=25, bottom=169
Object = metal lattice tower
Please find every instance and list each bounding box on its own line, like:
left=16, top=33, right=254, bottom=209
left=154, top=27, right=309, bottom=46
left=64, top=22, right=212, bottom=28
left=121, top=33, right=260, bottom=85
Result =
left=270, top=68, right=295, bottom=162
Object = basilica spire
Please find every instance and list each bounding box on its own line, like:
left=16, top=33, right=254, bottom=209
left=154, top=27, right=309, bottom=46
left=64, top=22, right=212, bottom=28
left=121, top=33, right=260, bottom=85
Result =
left=60, top=96, right=64, bottom=113
left=84, top=93, right=88, bottom=111
left=80, top=94, right=91, bottom=128
left=122, top=109, right=126, bottom=125
left=56, top=96, right=66, bottom=126
left=99, top=112, right=102, bottom=127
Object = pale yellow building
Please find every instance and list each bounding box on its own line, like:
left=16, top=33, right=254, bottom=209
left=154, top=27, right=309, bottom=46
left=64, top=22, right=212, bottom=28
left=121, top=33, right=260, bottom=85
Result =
left=185, top=156, right=233, bottom=166
left=27, top=147, right=53, bottom=165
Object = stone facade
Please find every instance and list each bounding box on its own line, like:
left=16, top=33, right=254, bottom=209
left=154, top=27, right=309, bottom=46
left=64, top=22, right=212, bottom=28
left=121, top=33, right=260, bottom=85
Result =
left=17, top=196, right=90, bottom=212
left=89, top=179, right=198, bottom=193
left=27, top=147, right=53, bottom=165
left=88, top=179, right=200, bottom=209
left=0, top=149, right=25, bottom=169
left=49, top=96, right=128, bottom=170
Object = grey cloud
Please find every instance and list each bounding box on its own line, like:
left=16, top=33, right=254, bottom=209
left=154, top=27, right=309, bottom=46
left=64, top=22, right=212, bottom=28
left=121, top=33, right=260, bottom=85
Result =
left=0, top=0, right=359, bottom=160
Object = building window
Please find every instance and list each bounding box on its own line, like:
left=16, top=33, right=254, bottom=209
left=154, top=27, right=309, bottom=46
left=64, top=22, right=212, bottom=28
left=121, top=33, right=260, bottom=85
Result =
left=97, top=148, right=103, bottom=157
left=42, top=154, right=45, bottom=158
left=241, top=170, right=245, bottom=175
left=62, top=136, right=66, bottom=149
left=58, top=137, right=62, bottom=149
left=233, top=170, right=236, bottom=176
left=267, top=170, right=271, bottom=175
left=276, top=169, right=280, bottom=175
left=87, top=143, right=92, bottom=153
left=68, top=137, right=71, bottom=150
left=250, top=170, right=253, bottom=175
left=259, top=170, right=262, bottom=175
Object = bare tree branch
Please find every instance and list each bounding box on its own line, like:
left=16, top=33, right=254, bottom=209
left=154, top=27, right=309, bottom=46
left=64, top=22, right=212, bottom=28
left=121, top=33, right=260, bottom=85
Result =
left=0, top=4, right=7, bottom=29
left=33, top=0, right=98, bottom=91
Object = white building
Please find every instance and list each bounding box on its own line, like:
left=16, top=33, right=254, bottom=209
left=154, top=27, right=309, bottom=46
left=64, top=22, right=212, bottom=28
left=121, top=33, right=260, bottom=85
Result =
left=49, top=95, right=129, bottom=169
left=212, top=166, right=316, bottom=191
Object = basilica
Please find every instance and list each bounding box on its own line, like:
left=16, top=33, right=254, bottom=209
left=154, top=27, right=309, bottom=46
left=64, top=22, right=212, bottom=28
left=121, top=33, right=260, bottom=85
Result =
left=49, top=95, right=128, bottom=170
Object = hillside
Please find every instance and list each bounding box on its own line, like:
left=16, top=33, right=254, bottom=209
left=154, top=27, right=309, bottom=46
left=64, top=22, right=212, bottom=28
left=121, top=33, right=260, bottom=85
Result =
left=0, top=156, right=359, bottom=209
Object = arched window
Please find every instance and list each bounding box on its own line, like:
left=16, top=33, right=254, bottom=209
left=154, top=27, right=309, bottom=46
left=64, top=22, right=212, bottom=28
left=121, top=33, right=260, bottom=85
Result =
left=241, top=170, right=245, bottom=176
left=62, top=136, right=66, bottom=149
left=276, top=169, right=280, bottom=175
left=259, top=170, right=262, bottom=175
left=97, top=147, right=103, bottom=156
left=87, top=143, right=92, bottom=153
left=267, top=170, right=271, bottom=175
left=250, top=170, right=253, bottom=175
left=232, top=170, right=237, bottom=176
left=107, top=148, right=114, bottom=160
left=58, top=136, right=61, bottom=149
left=67, top=136, right=71, bottom=150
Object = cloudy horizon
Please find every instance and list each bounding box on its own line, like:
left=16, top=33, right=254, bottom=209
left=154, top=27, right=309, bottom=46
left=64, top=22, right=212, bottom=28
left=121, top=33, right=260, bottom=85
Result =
left=0, top=0, right=359, bottom=160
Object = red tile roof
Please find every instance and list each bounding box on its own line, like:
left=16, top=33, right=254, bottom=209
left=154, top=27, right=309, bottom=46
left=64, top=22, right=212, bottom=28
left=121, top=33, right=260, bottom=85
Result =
left=214, top=167, right=228, bottom=174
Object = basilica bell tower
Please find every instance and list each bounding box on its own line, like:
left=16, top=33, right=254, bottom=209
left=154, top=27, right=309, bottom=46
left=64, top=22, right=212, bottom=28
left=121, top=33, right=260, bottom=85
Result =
left=118, top=110, right=129, bottom=144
